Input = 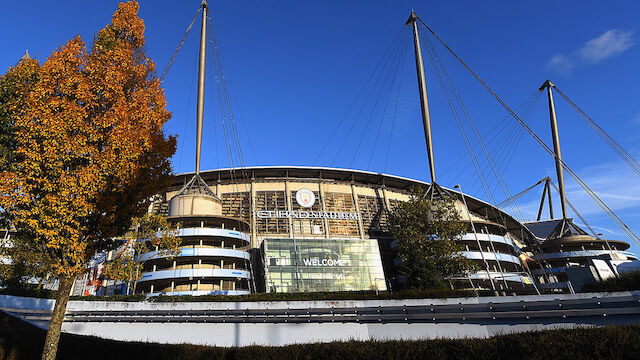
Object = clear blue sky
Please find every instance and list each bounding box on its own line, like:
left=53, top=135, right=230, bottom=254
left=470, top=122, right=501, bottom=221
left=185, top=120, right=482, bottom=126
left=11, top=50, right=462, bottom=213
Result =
left=2, top=1, right=640, bottom=251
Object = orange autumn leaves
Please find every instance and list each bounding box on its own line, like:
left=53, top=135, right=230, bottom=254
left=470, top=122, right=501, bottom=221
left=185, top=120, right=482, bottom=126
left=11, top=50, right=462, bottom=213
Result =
left=0, top=1, right=176, bottom=277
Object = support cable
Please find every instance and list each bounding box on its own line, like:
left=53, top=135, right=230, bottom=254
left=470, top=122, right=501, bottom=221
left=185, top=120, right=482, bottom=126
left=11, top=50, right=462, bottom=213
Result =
left=495, top=177, right=547, bottom=209
left=312, top=26, right=407, bottom=166
left=207, top=15, right=250, bottom=182
left=349, top=37, right=403, bottom=167
left=554, top=87, right=640, bottom=178
left=160, top=6, right=202, bottom=82
left=383, top=35, right=409, bottom=172
left=177, top=53, right=200, bottom=172
left=441, top=93, right=533, bottom=179
left=415, top=17, right=640, bottom=247
left=349, top=30, right=408, bottom=168
left=420, top=26, right=524, bottom=222
left=368, top=33, right=410, bottom=170
left=547, top=180, right=603, bottom=242
left=456, top=93, right=539, bottom=195
left=422, top=27, right=525, bottom=222
left=338, top=29, right=402, bottom=166
left=415, top=26, right=491, bottom=201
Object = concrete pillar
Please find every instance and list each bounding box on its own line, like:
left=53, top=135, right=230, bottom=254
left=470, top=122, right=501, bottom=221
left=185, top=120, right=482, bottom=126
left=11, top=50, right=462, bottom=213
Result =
left=250, top=176, right=257, bottom=248
left=351, top=182, right=365, bottom=239
left=318, top=182, right=330, bottom=239
left=285, top=178, right=293, bottom=237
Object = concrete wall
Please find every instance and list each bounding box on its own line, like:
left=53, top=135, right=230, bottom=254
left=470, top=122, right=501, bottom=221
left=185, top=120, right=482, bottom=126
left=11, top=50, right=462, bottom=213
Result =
left=1, top=292, right=638, bottom=347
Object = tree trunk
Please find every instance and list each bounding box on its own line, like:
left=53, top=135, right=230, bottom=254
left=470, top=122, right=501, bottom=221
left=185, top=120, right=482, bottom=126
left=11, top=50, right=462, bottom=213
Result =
left=132, top=265, right=139, bottom=294
left=41, top=275, right=74, bottom=360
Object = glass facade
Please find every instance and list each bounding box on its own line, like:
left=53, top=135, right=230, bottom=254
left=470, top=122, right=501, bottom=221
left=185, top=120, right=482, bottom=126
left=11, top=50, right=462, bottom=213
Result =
left=263, top=238, right=386, bottom=293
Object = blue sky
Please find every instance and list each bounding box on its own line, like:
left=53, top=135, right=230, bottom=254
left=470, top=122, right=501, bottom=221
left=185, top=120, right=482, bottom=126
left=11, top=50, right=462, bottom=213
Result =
left=2, top=1, right=640, bottom=252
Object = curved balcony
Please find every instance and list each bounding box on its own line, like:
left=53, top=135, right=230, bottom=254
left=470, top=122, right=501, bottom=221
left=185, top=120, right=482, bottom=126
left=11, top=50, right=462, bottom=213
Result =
left=461, top=251, right=522, bottom=265
left=177, top=228, right=250, bottom=242
left=139, top=248, right=250, bottom=262
left=530, top=266, right=568, bottom=275
left=139, top=268, right=251, bottom=282
left=532, top=250, right=638, bottom=261
left=391, top=233, right=517, bottom=250
left=459, top=233, right=516, bottom=248
left=463, top=271, right=533, bottom=284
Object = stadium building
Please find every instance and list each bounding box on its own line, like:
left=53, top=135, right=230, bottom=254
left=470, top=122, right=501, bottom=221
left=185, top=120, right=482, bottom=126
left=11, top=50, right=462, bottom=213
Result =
left=124, top=8, right=639, bottom=298
left=138, top=166, right=540, bottom=296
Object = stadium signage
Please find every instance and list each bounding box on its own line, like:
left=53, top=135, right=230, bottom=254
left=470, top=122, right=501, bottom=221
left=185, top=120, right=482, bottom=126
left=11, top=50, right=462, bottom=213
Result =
left=295, top=188, right=316, bottom=208
left=255, top=210, right=361, bottom=220
left=302, top=258, right=347, bottom=267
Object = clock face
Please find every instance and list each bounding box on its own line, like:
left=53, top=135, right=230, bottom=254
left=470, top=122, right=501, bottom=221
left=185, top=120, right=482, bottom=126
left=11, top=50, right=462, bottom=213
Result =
left=296, top=188, right=316, bottom=208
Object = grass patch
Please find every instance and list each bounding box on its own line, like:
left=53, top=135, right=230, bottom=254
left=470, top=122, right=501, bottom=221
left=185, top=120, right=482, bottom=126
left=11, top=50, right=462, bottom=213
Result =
left=0, top=311, right=638, bottom=360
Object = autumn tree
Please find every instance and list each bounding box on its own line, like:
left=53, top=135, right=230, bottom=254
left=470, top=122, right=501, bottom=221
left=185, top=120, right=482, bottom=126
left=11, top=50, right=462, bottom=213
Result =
left=0, top=55, right=39, bottom=173
left=0, top=56, right=44, bottom=289
left=388, top=186, right=477, bottom=290
left=102, top=213, right=180, bottom=295
left=0, top=2, right=176, bottom=359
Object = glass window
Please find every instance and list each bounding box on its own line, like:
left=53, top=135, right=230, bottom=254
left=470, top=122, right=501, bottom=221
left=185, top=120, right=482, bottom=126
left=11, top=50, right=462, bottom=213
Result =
left=263, top=238, right=386, bottom=293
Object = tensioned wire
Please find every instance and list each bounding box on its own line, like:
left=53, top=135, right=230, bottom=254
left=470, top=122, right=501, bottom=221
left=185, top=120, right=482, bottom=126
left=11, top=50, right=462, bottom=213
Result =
left=160, top=6, right=202, bottom=82
left=206, top=15, right=253, bottom=288
left=440, top=94, right=529, bottom=179
left=207, top=14, right=250, bottom=182
left=466, top=92, right=541, bottom=198
left=348, top=33, right=405, bottom=168
left=419, top=25, right=525, bottom=222
left=554, top=86, right=640, bottom=179
left=418, top=27, right=493, bottom=202
left=365, top=33, right=410, bottom=170
left=334, top=28, right=409, bottom=167
left=415, top=16, right=640, bottom=247
left=383, top=34, right=409, bottom=173
left=216, top=38, right=258, bottom=166
left=443, top=92, right=541, bottom=190
left=206, top=36, right=220, bottom=169
left=311, top=25, right=409, bottom=167
left=176, top=43, right=200, bottom=173
left=420, top=25, right=527, bottom=222
left=155, top=5, right=201, bottom=173
left=348, top=30, right=410, bottom=169
left=207, top=30, right=235, bottom=175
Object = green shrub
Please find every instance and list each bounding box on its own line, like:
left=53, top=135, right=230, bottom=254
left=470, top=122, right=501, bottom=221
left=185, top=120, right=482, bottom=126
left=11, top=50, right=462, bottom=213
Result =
left=582, top=271, right=640, bottom=292
left=69, top=294, right=147, bottom=302
left=2, top=288, right=477, bottom=302
left=0, top=287, right=57, bottom=299
left=149, top=289, right=476, bottom=302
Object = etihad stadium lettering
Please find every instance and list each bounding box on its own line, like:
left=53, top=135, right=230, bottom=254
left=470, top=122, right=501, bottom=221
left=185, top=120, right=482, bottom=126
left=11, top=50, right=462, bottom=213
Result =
left=256, top=210, right=361, bottom=220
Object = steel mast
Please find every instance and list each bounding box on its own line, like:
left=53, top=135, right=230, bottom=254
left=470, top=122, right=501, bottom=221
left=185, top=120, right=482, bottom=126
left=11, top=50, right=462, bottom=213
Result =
left=195, top=0, right=208, bottom=175
left=406, top=11, right=436, bottom=184
left=539, top=80, right=568, bottom=220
